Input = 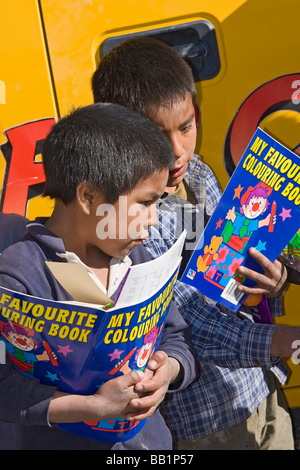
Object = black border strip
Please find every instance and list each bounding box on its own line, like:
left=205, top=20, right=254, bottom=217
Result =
left=37, top=0, right=61, bottom=119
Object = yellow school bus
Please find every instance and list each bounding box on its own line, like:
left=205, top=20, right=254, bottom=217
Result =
left=1, top=0, right=300, bottom=442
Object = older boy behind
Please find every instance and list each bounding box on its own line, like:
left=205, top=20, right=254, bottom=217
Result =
left=91, top=37, right=295, bottom=450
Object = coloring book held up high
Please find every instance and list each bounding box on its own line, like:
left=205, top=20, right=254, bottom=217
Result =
left=181, top=128, right=300, bottom=312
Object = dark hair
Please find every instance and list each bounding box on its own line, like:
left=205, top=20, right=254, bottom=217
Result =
left=42, top=102, right=174, bottom=204
left=91, top=37, right=197, bottom=114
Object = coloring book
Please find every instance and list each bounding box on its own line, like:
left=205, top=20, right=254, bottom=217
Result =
left=181, top=128, right=300, bottom=312
left=0, top=232, right=185, bottom=442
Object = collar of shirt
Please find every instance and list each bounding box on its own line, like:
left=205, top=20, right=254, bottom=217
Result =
left=55, top=251, right=132, bottom=298
left=27, top=219, right=132, bottom=298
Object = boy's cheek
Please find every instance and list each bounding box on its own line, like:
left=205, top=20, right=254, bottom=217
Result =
left=127, top=204, right=151, bottom=239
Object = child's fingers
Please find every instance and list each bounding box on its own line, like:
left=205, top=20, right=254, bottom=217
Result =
left=134, top=351, right=168, bottom=393
left=126, top=391, right=164, bottom=420
left=146, top=350, right=168, bottom=371
left=237, top=247, right=287, bottom=297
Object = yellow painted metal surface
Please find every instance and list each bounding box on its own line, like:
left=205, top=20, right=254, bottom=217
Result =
left=0, top=0, right=300, bottom=408
left=0, top=1, right=57, bottom=217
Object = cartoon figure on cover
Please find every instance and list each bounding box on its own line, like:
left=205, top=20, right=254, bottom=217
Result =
left=224, top=182, right=276, bottom=252
left=85, top=323, right=163, bottom=433
left=0, top=321, right=58, bottom=375
left=197, top=182, right=276, bottom=289
left=108, top=323, right=163, bottom=376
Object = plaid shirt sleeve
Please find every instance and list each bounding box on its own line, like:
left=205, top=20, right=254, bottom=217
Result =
left=268, top=295, right=284, bottom=317
left=173, top=283, right=279, bottom=369
left=145, top=216, right=280, bottom=370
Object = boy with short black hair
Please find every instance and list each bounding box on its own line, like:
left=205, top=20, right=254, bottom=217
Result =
left=0, top=102, right=196, bottom=450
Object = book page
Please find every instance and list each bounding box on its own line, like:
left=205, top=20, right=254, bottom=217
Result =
left=115, top=230, right=186, bottom=307
left=45, top=262, right=112, bottom=306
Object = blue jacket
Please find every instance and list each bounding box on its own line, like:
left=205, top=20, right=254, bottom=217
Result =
left=0, top=220, right=196, bottom=450
left=0, top=212, right=27, bottom=252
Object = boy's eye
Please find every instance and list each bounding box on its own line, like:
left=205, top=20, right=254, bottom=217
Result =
left=142, top=200, right=155, bottom=207
left=181, top=124, right=192, bottom=133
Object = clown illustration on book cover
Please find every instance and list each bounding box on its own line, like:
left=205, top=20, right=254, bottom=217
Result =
left=182, top=128, right=300, bottom=312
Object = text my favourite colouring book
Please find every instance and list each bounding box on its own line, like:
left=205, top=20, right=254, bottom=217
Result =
left=181, top=127, right=300, bottom=312
left=0, top=232, right=185, bottom=442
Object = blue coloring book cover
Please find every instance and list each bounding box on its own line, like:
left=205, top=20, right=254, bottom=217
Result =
left=181, top=128, right=300, bottom=312
left=0, top=233, right=184, bottom=443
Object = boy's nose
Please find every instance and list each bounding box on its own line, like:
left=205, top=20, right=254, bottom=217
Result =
left=170, top=133, right=184, bottom=158
left=147, top=203, right=158, bottom=227
left=252, top=202, right=260, bottom=212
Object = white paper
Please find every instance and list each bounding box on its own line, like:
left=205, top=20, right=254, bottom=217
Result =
left=115, top=230, right=186, bottom=307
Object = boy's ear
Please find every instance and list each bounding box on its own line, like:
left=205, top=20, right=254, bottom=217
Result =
left=76, top=181, right=96, bottom=214
left=194, top=103, right=200, bottom=130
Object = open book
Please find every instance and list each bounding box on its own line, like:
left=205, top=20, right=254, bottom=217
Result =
left=0, top=231, right=185, bottom=442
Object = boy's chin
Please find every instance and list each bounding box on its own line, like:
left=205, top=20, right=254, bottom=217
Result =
left=166, top=175, right=185, bottom=190
left=166, top=181, right=180, bottom=191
